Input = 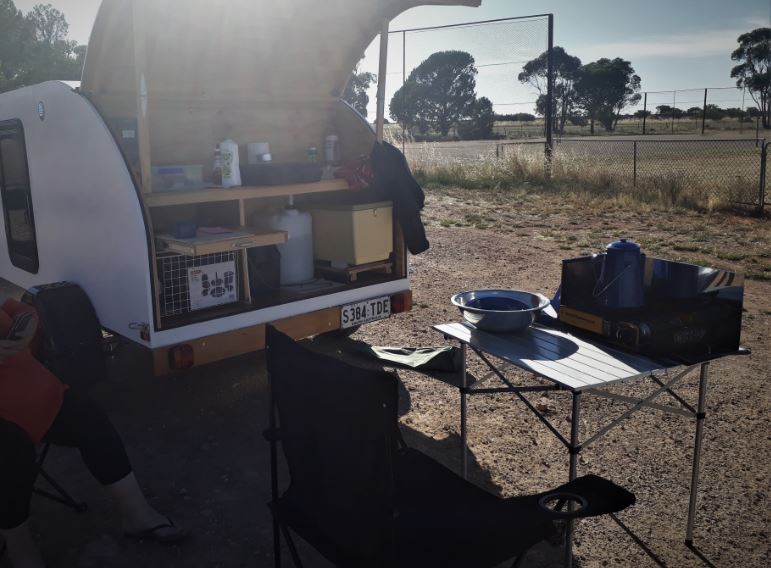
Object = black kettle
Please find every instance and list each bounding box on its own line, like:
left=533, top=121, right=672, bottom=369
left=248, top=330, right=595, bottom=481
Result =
left=592, top=239, right=646, bottom=310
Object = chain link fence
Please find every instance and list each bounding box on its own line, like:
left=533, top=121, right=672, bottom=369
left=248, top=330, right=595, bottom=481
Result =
left=497, top=138, right=768, bottom=210
left=354, top=16, right=769, bottom=213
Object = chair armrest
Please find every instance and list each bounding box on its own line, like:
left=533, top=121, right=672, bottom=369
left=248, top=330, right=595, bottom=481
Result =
left=538, top=474, right=636, bottom=520
left=537, top=492, right=588, bottom=520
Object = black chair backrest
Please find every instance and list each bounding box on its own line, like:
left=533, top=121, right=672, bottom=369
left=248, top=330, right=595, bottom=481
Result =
left=266, top=326, right=399, bottom=561
left=25, top=282, right=105, bottom=391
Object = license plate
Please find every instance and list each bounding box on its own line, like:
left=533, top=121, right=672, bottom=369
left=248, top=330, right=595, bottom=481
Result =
left=341, top=296, right=391, bottom=328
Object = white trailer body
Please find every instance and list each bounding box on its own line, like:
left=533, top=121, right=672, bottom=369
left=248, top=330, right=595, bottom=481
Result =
left=0, top=81, right=152, bottom=345
left=0, top=0, right=480, bottom=373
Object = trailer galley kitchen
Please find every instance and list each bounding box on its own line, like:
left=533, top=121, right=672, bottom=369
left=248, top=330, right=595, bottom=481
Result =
left=0, top=0, right=482, bottom=374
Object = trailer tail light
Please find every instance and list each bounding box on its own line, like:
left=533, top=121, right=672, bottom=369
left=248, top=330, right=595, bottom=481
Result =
left=169, top=344, right=194, bottom=370
left=390, top=290, right=413, bottom=314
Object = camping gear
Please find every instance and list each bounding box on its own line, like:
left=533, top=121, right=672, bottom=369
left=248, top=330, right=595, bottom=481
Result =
left=151, top=165, right=204, bottom=191
left=354, top=343, right=461, bottom=372
left=265, top=326, right=635, bottom=568
left=267, top=202, right=314, bottom=285
left=315, top=259, right=393, bottom=283
left=324, top=134, right=340, bottom=164
left=560, top=255, right=744, bottom=362
left=370, top=141, right=429, bottom=255
left=451, top=290, right=550, bottom=333
left=187, top=261, right=238, bottom=310
left=22, top=282, right=105, bottom=514
left=247, top=142, right=271, bottom=165
left=219, top=139, right=241, bottom=187
left=434, top=318, right=747, bottom=565
left=247, top=245, right=281, bottom=295
left=592, top=239, right=646, bottom=310
left=310, top=201, right=393, bottom=266
left=334, top=154, right=374, bottom=190
left=212, top=144, right=223, bottom=185
left=22, top=282, right=106, bottom=392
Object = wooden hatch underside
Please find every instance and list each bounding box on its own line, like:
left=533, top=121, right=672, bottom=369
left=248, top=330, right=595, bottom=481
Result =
left=79, top=0, right=481, bottom=191
left=81, top=0, right=481, bottom=106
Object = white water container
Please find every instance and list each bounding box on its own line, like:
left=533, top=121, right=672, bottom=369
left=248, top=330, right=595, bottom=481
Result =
left=268, top=207, right=314, bottom=285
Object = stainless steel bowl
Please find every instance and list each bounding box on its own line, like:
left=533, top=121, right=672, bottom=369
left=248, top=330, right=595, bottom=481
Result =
left=451, top=289, right=550, bottom=333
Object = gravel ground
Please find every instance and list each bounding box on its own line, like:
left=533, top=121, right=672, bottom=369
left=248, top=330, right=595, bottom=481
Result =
left=2, top=189, right=768, bottom=567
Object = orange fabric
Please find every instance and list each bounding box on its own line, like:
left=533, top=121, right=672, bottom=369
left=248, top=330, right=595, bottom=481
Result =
left=0, top=299, right=66, bottom=443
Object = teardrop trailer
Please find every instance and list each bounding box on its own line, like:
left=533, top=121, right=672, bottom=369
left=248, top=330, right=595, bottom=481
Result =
left=0, top=0, right=481, bottom=374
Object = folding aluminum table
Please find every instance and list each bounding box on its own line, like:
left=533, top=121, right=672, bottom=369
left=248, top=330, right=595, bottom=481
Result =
left=433, top=321, right=738, bottom=567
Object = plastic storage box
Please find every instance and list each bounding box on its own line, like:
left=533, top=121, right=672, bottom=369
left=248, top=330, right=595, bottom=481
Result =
left=310, top=201, right=393, bottom=266
left=151, top=164, right=204, bottom=191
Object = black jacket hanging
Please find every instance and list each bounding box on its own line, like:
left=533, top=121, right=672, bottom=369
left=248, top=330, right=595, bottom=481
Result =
left=370, top=142, right=430, bottom=255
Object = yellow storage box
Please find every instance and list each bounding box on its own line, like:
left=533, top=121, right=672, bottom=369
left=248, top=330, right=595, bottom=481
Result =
left=311, top=201, right=393, bottom=266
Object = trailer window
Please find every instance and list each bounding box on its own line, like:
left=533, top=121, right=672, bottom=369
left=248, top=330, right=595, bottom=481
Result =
left=0, top=120, right=38, bottom=273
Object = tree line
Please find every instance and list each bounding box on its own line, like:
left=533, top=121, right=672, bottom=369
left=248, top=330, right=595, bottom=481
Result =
left=346, top=47, right=644, bottom=139
left=0, top=1, right=84, bottom=93
left=343, top=26, right=769, bottom=138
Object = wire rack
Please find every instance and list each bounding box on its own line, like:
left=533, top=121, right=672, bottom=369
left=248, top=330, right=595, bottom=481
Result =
left=157, top=250, right=242, bottom=317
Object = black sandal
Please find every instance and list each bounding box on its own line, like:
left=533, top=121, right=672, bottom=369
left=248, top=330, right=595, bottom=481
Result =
left=124, top=517, right=189, bottom=544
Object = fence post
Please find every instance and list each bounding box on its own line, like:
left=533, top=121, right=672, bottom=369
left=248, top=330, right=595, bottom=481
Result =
left=757, top=118, right=761, bottom=144
left=671, top=91, right=676, bottom=134
left=701, top=88, right=708, bottom=135
left=633, top=141, right=638, bottom=187
left=759, top=141, right=767, bottom=216
left=544, top=14, right=554, bottom=179
left=375, top=20, right=390, bottom=143
left=642, top=92, right=647, bottom=135
left=740, top=87, right=746, bottom=135
left=402, top=30, right=406, bottom=153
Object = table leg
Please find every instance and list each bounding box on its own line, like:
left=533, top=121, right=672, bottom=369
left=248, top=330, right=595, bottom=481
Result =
left=565, top=391, right=582, bottom=568
left=460, top=342, right=468, bottom=480
left=686, top=362, right=710, bottom=546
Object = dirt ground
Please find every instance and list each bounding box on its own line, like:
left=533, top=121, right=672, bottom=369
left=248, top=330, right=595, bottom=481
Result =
left=2, top=189, right=769, bottom=567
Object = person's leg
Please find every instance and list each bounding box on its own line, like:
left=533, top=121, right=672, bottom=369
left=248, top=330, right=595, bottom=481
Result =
left=0, top=419, right=46, bottom=568
left=42, top=392, right=187, bottom=541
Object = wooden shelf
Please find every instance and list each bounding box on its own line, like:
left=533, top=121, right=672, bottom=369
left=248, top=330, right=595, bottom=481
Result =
left=144, top=179, right=350, bottom=207
left=156, top=228, right=287, bottom=256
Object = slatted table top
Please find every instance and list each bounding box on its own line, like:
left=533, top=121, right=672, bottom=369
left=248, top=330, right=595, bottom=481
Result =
left=433, top=322, right=681, bottom=392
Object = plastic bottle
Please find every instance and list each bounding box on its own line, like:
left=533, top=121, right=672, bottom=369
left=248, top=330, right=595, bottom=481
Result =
left=212, top=144, right=223, bottom=186
left=219, top=138, right=241, bottom=188
left=324, top=134, right=340, bottom=165
left=268, top=197, right=314, bottom=285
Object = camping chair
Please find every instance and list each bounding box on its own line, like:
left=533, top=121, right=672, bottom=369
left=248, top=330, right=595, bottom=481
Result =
left=33, top=443, right=87, bottom=512
left=22, top=282, right=107, bottom=513
left=264, top=326, right=636, bottom=568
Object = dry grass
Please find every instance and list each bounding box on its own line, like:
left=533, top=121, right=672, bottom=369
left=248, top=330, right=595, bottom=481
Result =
left=407, top=143, right=764, bottom=212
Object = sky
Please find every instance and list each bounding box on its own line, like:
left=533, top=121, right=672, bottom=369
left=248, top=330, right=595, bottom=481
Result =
left=12, top=0, right=771, bottom=116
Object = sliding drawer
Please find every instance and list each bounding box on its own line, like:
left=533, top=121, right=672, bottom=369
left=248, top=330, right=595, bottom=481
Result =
left=157, top=229, right=287, bottom=256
